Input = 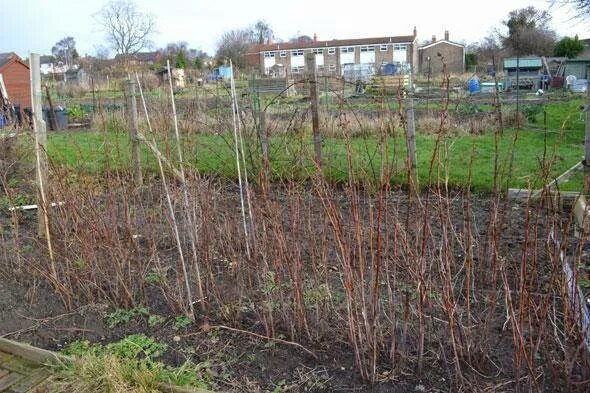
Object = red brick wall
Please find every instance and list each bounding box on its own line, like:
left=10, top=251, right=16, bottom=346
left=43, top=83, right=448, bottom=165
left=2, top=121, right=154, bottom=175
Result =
left=0, top=61, right=31, bottom=108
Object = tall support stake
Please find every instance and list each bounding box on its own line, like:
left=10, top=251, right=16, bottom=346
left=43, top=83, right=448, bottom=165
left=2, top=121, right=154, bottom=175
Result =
left=126, top=78, right=142, bottom=187
left=585, top=70, right=590, bottom=192
left=30, top=53, right=55, bottom=272
left=406, top=97, right=418, bottom=192
left=305, top=53, right=322, bottom=167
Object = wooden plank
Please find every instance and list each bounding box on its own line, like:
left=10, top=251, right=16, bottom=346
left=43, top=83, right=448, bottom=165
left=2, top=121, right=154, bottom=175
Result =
left=0, top=373, right=21, bottom=391
left=0, top=353, right=13, bottom=365
left=8, top=369, right=50, bottom=393
left=0, top=338, right=62, bottom=365
left=2, top=358, right=36, bottom=375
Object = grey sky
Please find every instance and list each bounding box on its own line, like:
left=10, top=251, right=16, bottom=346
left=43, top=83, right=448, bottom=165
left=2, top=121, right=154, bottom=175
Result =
left=1, top=0, right=587, bottom=58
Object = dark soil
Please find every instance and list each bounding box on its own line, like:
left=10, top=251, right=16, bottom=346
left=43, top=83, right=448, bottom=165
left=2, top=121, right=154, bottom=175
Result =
left=0, top=188, right=588, bottom=392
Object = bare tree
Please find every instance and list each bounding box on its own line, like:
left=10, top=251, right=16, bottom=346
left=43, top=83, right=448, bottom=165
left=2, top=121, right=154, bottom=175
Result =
left=550, top=1, right=590, bottom=20
left=95, top=0, right=156, bottom=59
left=500, top=6, right=557, bottom=56
left=253, top=20, right=274, bottom=44
left=52, top=37, right=79, bottom=68
left=215, top=29, right=252, bottom=69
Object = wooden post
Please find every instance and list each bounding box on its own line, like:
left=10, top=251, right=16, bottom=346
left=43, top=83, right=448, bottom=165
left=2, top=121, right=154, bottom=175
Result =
left=305, top=53, right=322, bottom=167
left=126, top=78, right=142, bottom=187
left=406, top=97, right=418, bottom=192
left=91, top=76, right=97, bottom=114
left=259, top=109, right=269, bottom=181
left=44, top=85, right=57, bottom=131
left=30, top=54, right=48, bottom=235
left=30, top=54, right=56, bottom=271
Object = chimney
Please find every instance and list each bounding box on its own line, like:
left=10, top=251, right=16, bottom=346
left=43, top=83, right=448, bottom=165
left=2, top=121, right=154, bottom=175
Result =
left=413, top=26, right=417, bottom=38
left=313, top=33, right=318, bottom=42
left=444, top=30, right=449, bottom=41
left=432, top=35, right=436, bottom=43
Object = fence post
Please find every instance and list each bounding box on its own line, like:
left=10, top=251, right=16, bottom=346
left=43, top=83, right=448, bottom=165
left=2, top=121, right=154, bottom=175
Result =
left=30, top=54, right=48, bottom=235
left=30, top=54, right=56, bottom=274
left=305, top=53, right=322, bottom=167
left=126, top=78, right=142, bottom=187
left=259, top=109, right=269, bottom=180
left=406, top=97, right=418, bottom=192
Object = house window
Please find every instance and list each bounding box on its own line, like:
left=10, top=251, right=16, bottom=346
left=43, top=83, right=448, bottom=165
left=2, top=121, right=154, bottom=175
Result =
left=360, top=46, right=375, bottom=52
left=393, top=44, right=407, bottom=51
left=340, top=47, right=354, bottom=53
left=380, top=44, right=388, bottom=52
left=328, top=47, right=335, bottom=55
left=313, top=48, right=323, bottom=55
left=291, top=49, right=304, bottom=56
left=329, top=64, right=336, bottom=71
left=279, top=50, right=287, bottom=58
left=291, top=65, right=305, bottom=73
left=264, top=51, right=275, bottom=58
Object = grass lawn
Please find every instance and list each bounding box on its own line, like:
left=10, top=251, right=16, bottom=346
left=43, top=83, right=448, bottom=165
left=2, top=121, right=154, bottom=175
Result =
left=44, top=97, right=587, bottom=192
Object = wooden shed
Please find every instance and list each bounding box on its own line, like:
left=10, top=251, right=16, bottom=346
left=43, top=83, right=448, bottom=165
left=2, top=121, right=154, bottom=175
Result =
left=0, top=53, right=31, bottom=109
left=565, top=59, right=590, bottom=79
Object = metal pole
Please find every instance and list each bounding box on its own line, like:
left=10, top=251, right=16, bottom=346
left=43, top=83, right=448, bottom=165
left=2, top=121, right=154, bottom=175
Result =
left=126, top=78, right=142, bottom=187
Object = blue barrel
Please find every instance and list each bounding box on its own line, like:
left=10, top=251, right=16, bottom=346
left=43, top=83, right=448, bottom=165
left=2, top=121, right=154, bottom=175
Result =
left=468, top=77, right=480, bottom=94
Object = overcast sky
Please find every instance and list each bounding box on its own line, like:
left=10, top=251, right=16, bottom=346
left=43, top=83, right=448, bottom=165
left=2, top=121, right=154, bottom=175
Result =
left=1, top=0, right=588, bottom=58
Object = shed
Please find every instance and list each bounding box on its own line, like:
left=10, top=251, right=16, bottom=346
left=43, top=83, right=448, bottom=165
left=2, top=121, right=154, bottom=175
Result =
left=502, top=57, right=543, bottom=90
left=157, top=67, right=186, bottom=89
left=64, top=67, right=89, bottom=88
left=565, top=59, right=590, bottom=79
left=0, top=52, right=31, bottom=109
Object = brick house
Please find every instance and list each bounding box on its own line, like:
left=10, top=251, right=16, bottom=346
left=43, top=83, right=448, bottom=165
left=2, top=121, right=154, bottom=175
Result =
left=418, top=31, right=465, bottom=75
left=0, top=53, right=31, bottom=109
left=246, top=29, right=419, bottom=76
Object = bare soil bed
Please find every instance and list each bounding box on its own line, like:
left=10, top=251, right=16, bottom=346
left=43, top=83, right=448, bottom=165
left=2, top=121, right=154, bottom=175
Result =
left=0, top=183, right=589, bottom=392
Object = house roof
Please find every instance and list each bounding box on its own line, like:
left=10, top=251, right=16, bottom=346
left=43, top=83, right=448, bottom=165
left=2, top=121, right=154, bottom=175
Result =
left=0, top=52, right=18, bottom=69
left=248, top=35, right=416, bottom=53
left=0, top=52, right=29, bottom=70
left=503, top=57, right=543, bottom=69
left=565, top=58, right=590, bottom=63
left=419, top=40, right=465, bottom=50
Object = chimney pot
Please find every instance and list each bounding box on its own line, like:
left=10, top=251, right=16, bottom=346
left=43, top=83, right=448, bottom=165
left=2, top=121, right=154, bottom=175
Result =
left=413, top=26, right=417, bottom=38
left=313, top=33, right=318, bottom=42
left=444, top=30, right=449, bottom=41
left=432, top=35, right=436, bottom=43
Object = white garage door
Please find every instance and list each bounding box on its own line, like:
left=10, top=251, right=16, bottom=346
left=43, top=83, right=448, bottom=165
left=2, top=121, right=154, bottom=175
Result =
left=340, top=47, right=355, bottom=66
left=393, top=44, right=407, bottom=63
left=314, top=49, right=324, bottom=67
left=360, top=46, right=375, bottom=64
left=264, top=52, right=275, bottom=72
left=291, top=50, right=304, bottom=68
